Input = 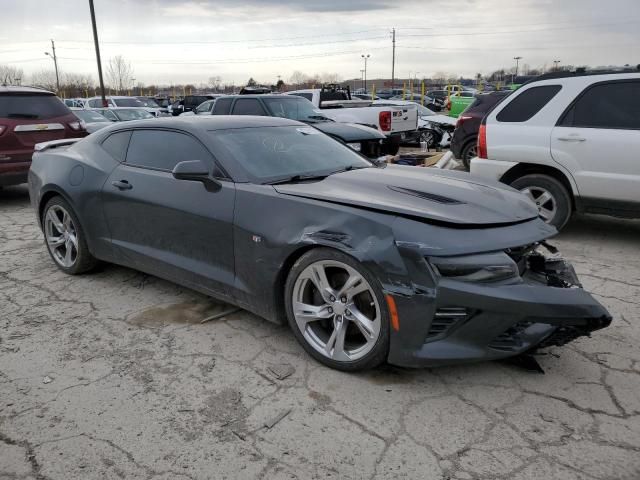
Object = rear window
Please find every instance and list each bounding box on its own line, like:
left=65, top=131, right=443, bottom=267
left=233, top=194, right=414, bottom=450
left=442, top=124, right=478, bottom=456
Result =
left=496, top=85, right=561, bottom=122
left=212, top=98, right=233, bottom=115
left=0, top=94, right=71, bottom=120
left=101, top=131, right=131, bottom=162
left=112, top=98, right=145, bottom=107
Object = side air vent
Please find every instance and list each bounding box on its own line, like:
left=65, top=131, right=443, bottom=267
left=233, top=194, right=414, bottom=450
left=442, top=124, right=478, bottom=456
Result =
left=387, top=185, right=464, bottom=205
left=427, top=307, right=470, bottom=340
left=488, top=321, right=533, bottom=351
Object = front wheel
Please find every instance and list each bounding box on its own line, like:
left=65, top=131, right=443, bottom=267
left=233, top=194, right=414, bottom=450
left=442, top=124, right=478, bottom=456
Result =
left=510, top=174, right=572, bottom=230
left=460, top=140, right=477, bottom=170
left=284, top=248, right=390, bottom=371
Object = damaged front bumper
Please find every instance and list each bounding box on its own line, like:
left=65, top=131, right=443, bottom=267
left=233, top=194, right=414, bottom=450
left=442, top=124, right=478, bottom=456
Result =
left=386, top=247, right=612, bottom=368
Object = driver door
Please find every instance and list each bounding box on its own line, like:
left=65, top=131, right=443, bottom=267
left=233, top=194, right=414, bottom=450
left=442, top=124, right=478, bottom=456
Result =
left=101, top=128, right=236, bottom=298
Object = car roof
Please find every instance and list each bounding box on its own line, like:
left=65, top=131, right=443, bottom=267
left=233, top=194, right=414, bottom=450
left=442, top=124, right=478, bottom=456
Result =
left=96, top=115, right=303, bottom=133
left=217, top=94, right=297, bottom=100
left=0, top=86, right=55, bottom=95
left=90, top=106, right=150, bottom=110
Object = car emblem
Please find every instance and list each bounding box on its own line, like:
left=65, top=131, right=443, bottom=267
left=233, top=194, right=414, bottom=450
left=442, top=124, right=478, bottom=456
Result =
left=36, top=124, right=48, bottom=131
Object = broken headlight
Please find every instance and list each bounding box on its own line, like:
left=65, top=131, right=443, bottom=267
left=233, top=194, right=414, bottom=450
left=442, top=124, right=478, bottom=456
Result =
left=346, top=142, right=362, bottom=152
left=429, top=252, right=520, bottom=283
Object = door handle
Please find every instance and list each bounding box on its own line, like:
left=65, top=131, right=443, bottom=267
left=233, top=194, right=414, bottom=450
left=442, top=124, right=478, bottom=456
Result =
left=557, top=136, right=586, bottom=142
left=112, top=180, right=132, bottom=190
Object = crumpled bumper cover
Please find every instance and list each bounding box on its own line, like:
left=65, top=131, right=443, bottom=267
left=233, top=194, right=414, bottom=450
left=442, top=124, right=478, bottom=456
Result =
left=387, top=276, right=612, bottom=368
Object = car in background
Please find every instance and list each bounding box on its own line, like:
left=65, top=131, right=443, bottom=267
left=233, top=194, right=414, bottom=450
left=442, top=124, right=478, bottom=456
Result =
left=471, top=71, right=640, bottom=229
left=390, top=95, right=444, bottom=111
left=85, top=96, right=163, bottom=117
left=450, top=90, right=511, bottom=168
left=64, top=98, right=85, bottom=108
left=0, top=86, right=86, bottom=187
left=209, top=94, right=387, bottom=159
left=180, top=99, right=216, bottom=116
left=376, top=88, right=404, bottom=99
left=91, top=107, right=155, bottom=122
left=135, top=96, right=169, bottom=116
left=70, top=108, right=112, bottom=133
left=171, top=94, right=223, bottom=116
left=447, top=91, right=476, bottom=117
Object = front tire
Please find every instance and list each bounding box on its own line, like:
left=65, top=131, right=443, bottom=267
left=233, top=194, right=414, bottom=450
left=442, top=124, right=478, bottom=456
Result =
left=510, top=174, right=572, bottom=230
left=460, top=140, right=477, bottom=170
left=42, top=196, right=98, bottom=275
left=284, top=248, right=390, bottom=371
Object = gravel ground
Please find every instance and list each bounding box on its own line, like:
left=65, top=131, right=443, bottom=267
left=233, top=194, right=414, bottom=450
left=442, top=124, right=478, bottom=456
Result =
left=1, top=184, right=639, bottom=480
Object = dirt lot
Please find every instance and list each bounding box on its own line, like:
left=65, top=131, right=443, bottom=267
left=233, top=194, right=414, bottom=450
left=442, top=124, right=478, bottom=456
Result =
left=1, top=184, right=639, bottom=480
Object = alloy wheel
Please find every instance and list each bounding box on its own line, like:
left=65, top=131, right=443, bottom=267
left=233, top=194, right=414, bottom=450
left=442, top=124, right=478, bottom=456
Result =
left=291, top=260, right=381, bottom=362
left=520, top=186, right=557, bottom=223
left=420, top=131, right=434, bottom=147
left=464, top=145, right=477, bottom=161
left=44, top=205, right=78, bottom=268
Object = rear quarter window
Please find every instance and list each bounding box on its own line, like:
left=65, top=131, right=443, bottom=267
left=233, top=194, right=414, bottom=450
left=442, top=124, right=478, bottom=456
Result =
left=101, top=131, right=131, bottom=162
left=496, top=85, right=561, bottom=122
left=0, top=94, right=71, bottom=120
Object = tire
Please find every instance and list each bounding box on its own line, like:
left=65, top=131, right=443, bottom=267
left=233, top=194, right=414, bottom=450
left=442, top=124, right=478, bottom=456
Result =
left=384, top=137, right=401, bottom=156
left=510, top=174, right=572, bottom=230
left=419, top=130, right=436, bottom=148
left=284, top=248, right=390, bottom=371
left=42, top=196, right=99, bottom=275
left=460, top=140, right=477, bottom=171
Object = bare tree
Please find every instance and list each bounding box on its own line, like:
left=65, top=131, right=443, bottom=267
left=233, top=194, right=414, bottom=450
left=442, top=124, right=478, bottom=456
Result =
left=0, top=65, right=24, bottom=85
left=289, top=70, right=307, bottom=88
left=106, top=55, right=134, bottom=93
left=208, top=76, right=222, bottom=91
left=320, top=72, right=341, bottom=84
left=30, top=69, right=58, bottom=91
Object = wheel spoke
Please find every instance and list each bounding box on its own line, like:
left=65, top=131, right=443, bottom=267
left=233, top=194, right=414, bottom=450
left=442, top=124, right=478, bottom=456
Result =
left=47, top=235, right=65, bottom=248
left=348, top=306, right=376, bottom=341
left=62, top=211, right=72, bottom=230
left=325, top=318, right=349, bottom=361
left=309, top=264, right=335, bottom=301
left=63, top=241, right=74, bottom=266
left=293, top=301, right=333, bottom=326
left=521, top=188, right=536, bottom=203
left=337, top=273, right=368, bottom=300
left=68, top=233, right=78, bottom=249
left=47, top=210, right=64, bottom=233
left=536, top=191, right=553, bottom=207
left=539, top=207, right=555, bottom=222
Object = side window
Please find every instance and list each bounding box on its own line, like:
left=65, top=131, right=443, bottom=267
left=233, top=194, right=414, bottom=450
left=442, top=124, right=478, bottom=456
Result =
left=496, top=85, right=561, bottom=122
left=196, top=100, right=213, bottom=114
left=231, top=98, right=266, bottom=116
left=102, top=110, right=118, bottom=121
left=101, top=131, right=131, bottom=162
left=125, top=130, right=211, bottom=171
left=560, top=81, right=640, bottom=130
left=291, top=93, right=313, bottom=101
left=212, top=98, right=232, bottom=115
left=88, top=99, right=100, bottom=107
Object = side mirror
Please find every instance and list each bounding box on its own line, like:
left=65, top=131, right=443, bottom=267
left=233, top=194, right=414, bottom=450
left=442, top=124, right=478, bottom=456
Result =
left=172, top=160, right=221, bottom=191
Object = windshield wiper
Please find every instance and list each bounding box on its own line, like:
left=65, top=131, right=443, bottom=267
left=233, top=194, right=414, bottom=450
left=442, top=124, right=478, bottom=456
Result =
left=329, top=165, right=370, bottom=175
left=306, top=115, right=333, bottom=122
left=266, top=174, right=329, bottom=185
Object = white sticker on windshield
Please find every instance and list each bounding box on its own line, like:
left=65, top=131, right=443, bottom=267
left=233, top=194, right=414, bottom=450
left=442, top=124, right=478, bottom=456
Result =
left=296, top=127, right=320, bottom=135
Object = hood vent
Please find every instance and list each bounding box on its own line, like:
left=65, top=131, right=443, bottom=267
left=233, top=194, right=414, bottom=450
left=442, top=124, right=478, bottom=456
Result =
left=387, top=185, right=464, bottom=205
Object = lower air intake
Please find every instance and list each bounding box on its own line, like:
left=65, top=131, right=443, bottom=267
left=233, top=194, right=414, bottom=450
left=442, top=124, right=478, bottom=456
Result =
left=427, top=307, right=470, bottom=341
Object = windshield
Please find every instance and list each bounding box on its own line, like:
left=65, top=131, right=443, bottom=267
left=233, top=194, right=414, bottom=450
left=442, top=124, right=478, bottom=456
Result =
left=74, top=110, right=110, bottom=123
left=209, top=125, right=371, bottom=183
left=0, top=94, right=71, bottom=119
left=416, top=105, right=435, bottom=116
left=136, top=97, right=160, bottom=108
left=262, top=97, right=330, bottom=123
left=113, top=97, right=146, bottom=107
left=116, top=109, right=154, bottom=120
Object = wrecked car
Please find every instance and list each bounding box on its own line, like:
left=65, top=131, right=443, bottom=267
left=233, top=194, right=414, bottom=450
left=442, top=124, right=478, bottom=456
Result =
left=28, top=116, right=611, bottom=371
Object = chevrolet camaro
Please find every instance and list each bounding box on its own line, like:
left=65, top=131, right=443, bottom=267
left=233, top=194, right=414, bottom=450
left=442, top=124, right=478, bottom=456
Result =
left=28, top=116, right=611, bottom=371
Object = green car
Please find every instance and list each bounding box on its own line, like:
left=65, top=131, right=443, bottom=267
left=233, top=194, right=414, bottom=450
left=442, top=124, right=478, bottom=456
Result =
left=448, top=92, right=476, bottom=118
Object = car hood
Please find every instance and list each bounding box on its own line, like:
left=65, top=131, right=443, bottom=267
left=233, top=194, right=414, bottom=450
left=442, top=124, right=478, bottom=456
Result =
left=420, top=114, right=457, bottom=126
left=273, top=166, right=539, bottom=227
left=312, top=121, right=385, bottom=142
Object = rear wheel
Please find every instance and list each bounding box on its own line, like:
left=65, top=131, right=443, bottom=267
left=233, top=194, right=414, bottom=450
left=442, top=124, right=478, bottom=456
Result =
left=460, top=140, right=477, bottom=170
left=419, top=130, right=435, bottom=148
left=284, top=248, right=389, bottom=371
left=510, top=174, right=572, bottom=230
left=42, top=196, right=98, bottom=275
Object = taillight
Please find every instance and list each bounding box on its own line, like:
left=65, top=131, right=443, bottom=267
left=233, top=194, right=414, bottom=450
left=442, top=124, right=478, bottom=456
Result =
left=0, top=125, right=5, bottom=136
left=477, top=124, right=487, bottom=159
left=456, top=115, right=472, bottom=129
left=379, top=111, right=392, bottom=132
left=68, top=121, right=81, bottom=131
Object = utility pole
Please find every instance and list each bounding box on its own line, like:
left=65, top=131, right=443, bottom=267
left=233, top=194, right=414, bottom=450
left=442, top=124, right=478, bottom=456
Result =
left=361, top=54, right=370, bottom=92
left=88, top=0, right=107, bottom=107
left=391, top=28, right=396, bottom=90
left=553, top=59, right=561, bottom=71
left=44, top=40, right=60, bottom=94
left=513, top=56, right=522, bottom=83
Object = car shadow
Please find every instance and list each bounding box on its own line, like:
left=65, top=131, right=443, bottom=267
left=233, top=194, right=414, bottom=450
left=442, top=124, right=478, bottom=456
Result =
left=0, top=184, right=30, bottom=205
left=558, top=213, right=640, bottom=245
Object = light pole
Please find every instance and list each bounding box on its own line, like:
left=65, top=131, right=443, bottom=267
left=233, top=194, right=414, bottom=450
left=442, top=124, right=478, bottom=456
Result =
left=361, top=54, right=370, bottom=91
left=44, top=39, right=60, bottom=94
left=360, top=69, right=365, bottom=91
left=88, top=0, right=107, bottom=107
left=513, top=56, right=522, bottom=83
left=553, top=60, right=561, bottom=71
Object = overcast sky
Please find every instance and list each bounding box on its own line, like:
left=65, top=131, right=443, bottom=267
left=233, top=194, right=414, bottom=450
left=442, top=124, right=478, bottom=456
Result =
left=1, top=0, right=638, bottom=87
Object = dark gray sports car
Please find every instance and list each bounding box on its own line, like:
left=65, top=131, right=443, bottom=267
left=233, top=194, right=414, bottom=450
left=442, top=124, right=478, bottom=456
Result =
left=28, top=116, right=611, bottom=371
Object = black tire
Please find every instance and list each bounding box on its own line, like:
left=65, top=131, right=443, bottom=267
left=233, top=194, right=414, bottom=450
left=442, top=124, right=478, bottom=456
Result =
left=42, top=196, right=99, bottom=275
left=419, top=130, right=436, bottom=148
left=383, top=136, right=401, bottom=156
left=510, top=174, right=572, bottom=230
left=460, top=139, right=477, bottom=171
left=284, top=248, right=390, bottom=371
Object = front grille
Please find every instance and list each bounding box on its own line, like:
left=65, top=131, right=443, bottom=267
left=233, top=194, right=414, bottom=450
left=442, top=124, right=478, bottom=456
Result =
left=427, top=307, right=470, bottom=340
left=536, top=316, right=612, bottom=349
left=488, top=321, right=533, bottom=352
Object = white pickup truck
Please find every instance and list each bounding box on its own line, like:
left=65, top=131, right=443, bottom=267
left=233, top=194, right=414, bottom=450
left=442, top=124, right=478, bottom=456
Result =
left=286, top=87, right=418, bottom=154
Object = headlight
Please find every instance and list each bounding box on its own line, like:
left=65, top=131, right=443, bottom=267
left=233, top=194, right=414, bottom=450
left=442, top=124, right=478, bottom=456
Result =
left=347, top=142, right=361, bottom=152
left=429, top=252, right=520, bottom=283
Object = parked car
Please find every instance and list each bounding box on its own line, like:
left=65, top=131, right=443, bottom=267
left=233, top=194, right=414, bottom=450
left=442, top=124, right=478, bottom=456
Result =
left=208, top=94, right=386, bottom=159
left=0, top=86, right=86, bottom=187
left=84, top=96, right=163, bottom=117
left=447, top=91, right=476, bottom=117
left=171, top=94, right=223, bottom=116
left=64, top=98, right=85, bottom=108
left=70, top=108, right=112, bottom=133
left=471, top=71, right=640, bottom=229
left=28, top=116, right=610, bottom=371
left=135, top=96, right=169, bottom=116
left=450, top=91, right=511, bottom=168
left=286, top=86, right=418, bottom=155
left=376, top=88, right=404, bottom=99
left=390, top=95, right=444, bottom=112
left=180, top=99, right=216, bottom=116
left=91, top=107, right=155, bottom=122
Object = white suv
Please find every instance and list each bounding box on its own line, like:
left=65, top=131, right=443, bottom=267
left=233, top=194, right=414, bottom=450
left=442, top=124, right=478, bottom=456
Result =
left=470, top=71, right=640, bottom=229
